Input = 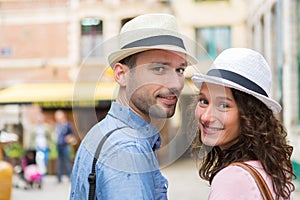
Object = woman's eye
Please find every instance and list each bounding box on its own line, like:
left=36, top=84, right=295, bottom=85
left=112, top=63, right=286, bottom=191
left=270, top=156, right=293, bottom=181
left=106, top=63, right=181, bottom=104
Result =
left=199, top=98, right=208, bottom=105
left=219, top=103, right=228, bottom=109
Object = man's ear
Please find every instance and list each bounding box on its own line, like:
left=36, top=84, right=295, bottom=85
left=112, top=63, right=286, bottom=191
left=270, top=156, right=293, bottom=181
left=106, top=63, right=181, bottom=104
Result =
left=113, top=63, right=128, bottom=87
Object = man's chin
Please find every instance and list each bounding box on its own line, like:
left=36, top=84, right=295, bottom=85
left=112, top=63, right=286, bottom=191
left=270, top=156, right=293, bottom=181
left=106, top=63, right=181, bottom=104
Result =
left=164, top=107, right=176, bottom=118
left=149, top=105, right=176, bottom=119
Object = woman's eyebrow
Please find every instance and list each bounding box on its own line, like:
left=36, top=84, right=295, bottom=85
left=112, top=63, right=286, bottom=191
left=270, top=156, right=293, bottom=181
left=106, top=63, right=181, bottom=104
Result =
left=216, top=96, right=234, bottom=102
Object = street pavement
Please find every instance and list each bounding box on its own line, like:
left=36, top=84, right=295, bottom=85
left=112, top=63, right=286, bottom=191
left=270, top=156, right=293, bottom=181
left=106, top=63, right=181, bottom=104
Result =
left=10, top=158, right=300, bottom=200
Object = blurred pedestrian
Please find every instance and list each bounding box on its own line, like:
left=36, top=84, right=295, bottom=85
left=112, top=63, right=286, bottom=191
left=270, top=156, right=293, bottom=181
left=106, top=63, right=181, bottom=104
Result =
left=54, top=110, right=74, bottom=183
left=191, top=48, right=295, bottom=199
left=29, top=113, right=52, bottom=175
left=70, top=13, right=197, bottom=200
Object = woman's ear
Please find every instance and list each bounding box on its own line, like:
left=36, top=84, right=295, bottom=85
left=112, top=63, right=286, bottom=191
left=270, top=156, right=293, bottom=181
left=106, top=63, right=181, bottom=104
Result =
left=113, top=63, right=128, bottom=87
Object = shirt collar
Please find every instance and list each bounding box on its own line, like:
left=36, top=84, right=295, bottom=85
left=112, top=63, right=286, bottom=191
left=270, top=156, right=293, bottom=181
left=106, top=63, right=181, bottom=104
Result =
left=108, top=102, right=162, bottom=150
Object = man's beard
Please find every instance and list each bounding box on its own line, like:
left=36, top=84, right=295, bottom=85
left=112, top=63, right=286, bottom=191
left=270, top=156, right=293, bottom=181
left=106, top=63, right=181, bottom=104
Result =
left=148, top=103, right=175, bottom=119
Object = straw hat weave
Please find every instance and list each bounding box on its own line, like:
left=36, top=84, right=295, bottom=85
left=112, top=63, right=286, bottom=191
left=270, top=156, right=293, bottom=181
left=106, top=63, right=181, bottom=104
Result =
left=108, top=13, right=197, bottom=67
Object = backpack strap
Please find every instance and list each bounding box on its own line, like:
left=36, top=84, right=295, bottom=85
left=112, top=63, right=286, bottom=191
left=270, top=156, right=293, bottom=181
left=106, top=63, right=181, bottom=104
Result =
left=88, top=127, right=126, bottom=200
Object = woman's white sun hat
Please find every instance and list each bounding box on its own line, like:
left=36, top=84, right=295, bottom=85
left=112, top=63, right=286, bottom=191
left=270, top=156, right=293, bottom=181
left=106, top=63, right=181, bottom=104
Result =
left=108, top=13, right=198, bottom=67
left=191, top=48, right=282, bottom=114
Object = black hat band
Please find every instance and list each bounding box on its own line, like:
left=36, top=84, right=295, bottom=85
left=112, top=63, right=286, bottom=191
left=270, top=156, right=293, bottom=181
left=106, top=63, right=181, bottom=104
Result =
left=207, top=69, right=268, bottom=97
left=121, top=35, right=186, bottom=50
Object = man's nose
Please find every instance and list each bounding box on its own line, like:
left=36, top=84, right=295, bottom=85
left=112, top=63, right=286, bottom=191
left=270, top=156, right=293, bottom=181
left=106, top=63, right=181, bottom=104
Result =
left=164, top=70, right=184, bottom=91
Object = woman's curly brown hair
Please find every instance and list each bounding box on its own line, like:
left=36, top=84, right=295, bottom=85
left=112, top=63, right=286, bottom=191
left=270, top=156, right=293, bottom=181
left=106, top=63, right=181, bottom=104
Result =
left=192, top=88, right=295, bottom=199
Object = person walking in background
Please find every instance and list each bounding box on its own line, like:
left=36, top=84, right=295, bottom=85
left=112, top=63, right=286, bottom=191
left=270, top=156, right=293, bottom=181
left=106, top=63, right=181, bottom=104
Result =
left=29, top=112, right=52, bottom=175
left=54, top=109, right=74, bottom=183
left=191, top=48, right=295, bottom=199
left=70, top=13, right=197, bottom=199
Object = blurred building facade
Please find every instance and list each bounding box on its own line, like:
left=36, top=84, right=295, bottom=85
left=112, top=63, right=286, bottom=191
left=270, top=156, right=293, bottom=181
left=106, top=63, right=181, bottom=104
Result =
left=0, top=0, right=247, bottom=148
left=247, top=0, right=300, bottom=165
left=2, top=0, right=299, bottom=165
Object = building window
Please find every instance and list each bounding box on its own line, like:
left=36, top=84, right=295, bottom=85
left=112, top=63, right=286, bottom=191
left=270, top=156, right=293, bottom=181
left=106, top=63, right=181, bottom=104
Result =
left=195, top=26, right=231, bottom=59
left=270, top=3, right=283, bottom=120
left=0, top=47, right=12, bottom=56
left=80, top=18, right=103, bottom=59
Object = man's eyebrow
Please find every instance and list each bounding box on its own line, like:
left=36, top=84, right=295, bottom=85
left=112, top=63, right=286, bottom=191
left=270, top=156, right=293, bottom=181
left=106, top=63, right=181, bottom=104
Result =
left=181, top=61, right=188, bottom=67
left=150, top=61, right=170, bottom=65
left=149, top=61, right=188, bottom=67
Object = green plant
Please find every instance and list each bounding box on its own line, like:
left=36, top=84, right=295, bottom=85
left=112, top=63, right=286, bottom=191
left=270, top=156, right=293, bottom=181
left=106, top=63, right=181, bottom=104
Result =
left=49, top=141, right=58, bottom=159
left=3, top=142, right=24, bottom=158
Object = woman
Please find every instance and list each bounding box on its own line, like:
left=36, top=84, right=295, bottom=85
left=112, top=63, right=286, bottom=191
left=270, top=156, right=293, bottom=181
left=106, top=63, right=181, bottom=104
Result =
left=191, top=48, right=295, bottom=199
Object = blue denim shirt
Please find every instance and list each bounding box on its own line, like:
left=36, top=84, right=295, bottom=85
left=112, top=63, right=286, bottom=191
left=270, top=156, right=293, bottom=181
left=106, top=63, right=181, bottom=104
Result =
left=70, top=102, right=168, bottom=200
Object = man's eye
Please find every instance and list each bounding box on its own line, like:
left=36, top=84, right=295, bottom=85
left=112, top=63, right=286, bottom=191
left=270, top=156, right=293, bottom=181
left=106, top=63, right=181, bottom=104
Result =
left=153, top=66, right=165, bottom=73
left=176, top=68, right=185, bottom=74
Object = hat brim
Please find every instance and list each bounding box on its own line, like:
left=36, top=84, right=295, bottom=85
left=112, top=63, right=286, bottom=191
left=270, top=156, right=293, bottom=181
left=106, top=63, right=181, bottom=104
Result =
left=108, top=45, right=198, bottom=68
left=192, top=73, right=282, bottom=114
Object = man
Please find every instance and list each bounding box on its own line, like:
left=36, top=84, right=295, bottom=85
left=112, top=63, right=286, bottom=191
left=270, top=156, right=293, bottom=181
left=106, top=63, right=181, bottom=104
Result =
left=54, top=110, right=74, bottom=183
left=70, top=13, right=197, bottom=199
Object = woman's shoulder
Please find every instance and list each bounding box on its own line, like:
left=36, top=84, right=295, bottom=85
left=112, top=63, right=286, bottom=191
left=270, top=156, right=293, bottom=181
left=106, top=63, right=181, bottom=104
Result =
left=213, top=163, right=257, bottom=185
left=214, top=160, right=263, bottom=181
left=209, top=162, right=262, bottom=200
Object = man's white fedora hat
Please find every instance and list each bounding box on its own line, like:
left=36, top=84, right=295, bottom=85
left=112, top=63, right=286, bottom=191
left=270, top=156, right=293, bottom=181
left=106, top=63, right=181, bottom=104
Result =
left=108, top=13, right=198, bottom=67
left=192, top=48, right=282, bottom=114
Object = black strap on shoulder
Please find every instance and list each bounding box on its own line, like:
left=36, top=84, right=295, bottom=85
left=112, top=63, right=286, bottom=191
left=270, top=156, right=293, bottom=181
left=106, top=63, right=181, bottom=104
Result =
left=88, top=127, right=126, bottom=200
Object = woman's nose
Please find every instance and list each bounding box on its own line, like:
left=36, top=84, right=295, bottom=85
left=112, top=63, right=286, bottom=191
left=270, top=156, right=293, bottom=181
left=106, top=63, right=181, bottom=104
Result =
left=200, top=105, right=214, bottom=124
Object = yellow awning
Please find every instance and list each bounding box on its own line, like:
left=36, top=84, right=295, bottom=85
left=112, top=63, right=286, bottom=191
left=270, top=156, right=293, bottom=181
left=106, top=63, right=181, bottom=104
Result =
left=0, top=82, right=118, bottom=107
left=0, top=78, right=197, bottom=108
